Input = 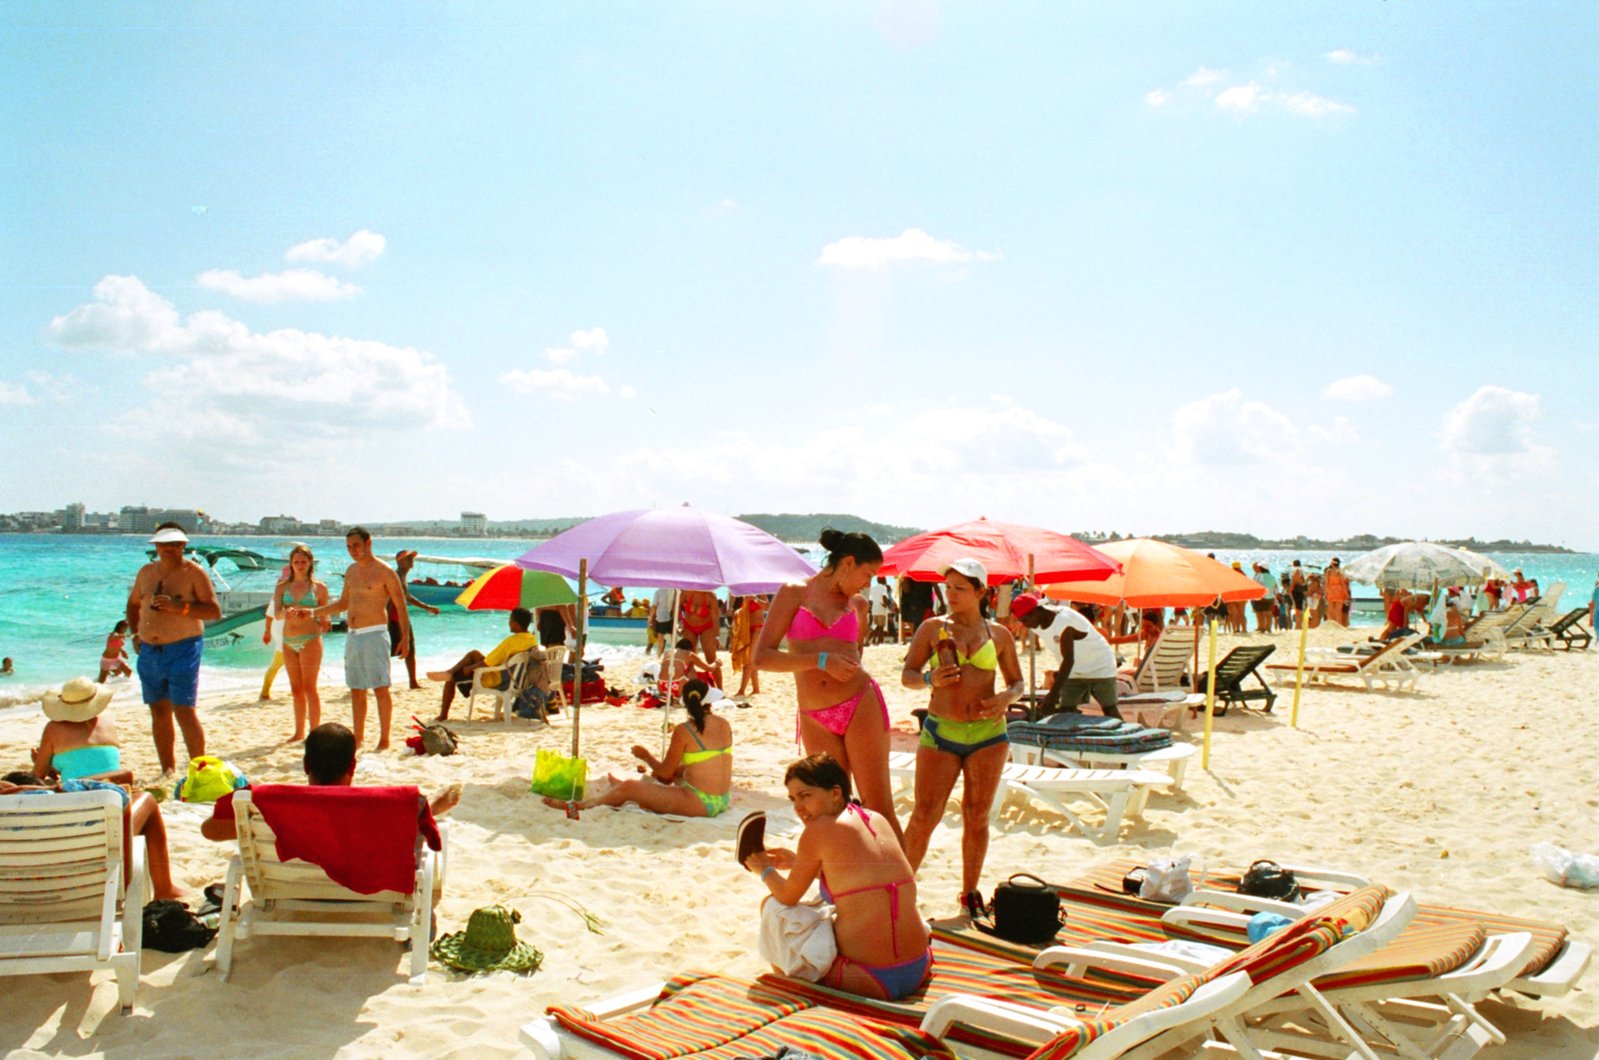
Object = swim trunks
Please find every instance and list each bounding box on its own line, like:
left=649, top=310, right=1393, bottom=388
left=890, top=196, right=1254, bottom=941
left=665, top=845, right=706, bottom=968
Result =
left=136, top=635, right=203, bottom=706
left=344, top=625, right=392, bottom=690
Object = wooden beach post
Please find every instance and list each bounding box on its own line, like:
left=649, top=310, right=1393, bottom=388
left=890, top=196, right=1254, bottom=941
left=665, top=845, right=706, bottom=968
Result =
left=572, top=558, right=586, bottom=756
left=1201, top=616, right=1217, bottom=769
left=1290, top=603, right=1310, bottom=728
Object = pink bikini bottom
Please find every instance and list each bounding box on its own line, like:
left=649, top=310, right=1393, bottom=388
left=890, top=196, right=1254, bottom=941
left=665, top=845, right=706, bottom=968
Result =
left=798, top=677, right=888, bottom=738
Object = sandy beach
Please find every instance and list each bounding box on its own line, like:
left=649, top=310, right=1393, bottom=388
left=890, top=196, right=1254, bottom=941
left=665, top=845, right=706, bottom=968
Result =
left=3, top=626, right=1595, bottom=1058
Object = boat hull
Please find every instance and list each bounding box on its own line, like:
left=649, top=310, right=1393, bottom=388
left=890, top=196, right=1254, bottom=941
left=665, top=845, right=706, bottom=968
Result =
left=585, top=614, right=650, bottom=646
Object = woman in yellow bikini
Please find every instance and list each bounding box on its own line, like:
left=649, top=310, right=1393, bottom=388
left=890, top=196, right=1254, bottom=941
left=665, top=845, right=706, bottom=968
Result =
left=900, top=557, right=1023, bottom=916
left=544, top=680, right=732, bottom=816
left=266, top=545, right=330, bottom=743
left=755, top=528, right=901, bottom=844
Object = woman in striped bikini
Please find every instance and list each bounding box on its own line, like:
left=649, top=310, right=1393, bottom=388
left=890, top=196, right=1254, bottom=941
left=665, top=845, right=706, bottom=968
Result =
left=755, top=528, right=900, bottom=844
left=900, top=557, right=1024, bottom=917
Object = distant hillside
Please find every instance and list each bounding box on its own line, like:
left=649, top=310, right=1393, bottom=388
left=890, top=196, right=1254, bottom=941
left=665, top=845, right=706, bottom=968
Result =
left=736, top=513, right=923, bottom=545
left=1127, top=531, right=1577, bottom=554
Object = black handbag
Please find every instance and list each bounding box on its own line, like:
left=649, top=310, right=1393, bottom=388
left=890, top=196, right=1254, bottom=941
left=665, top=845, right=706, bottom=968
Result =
left=988, top=873, right=1065, bottom=943
left=1239, top=860, right=1301, bottom=902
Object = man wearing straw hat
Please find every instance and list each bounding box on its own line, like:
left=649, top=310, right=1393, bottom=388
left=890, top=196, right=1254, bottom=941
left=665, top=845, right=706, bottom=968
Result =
left=126, top=523, right=221, bottom=778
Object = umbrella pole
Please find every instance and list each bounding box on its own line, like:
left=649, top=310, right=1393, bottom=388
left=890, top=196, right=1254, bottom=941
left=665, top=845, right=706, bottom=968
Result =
left=1025, top=555, right=1036, bottom=712
left=1290, top=602, right=1310, bottom=729
left=1201, top=618, right=1217, bottom=770
left=573, top=559, right=587, bottom=758
left=662, top=591, right=680, bottom=758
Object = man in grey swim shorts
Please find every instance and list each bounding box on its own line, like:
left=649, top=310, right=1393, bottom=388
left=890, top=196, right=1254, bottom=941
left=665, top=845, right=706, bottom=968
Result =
left=298, top=528, right=411, bottom=752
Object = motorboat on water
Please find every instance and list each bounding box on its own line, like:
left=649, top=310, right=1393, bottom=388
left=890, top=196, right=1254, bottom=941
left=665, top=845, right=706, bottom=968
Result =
left=403, top=555, right=505, bottom=607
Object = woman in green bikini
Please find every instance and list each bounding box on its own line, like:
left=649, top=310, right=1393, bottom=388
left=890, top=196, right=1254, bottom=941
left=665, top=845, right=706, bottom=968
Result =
left=899, top=558, right=1024, bottom=917
left=266, top=545, right=330, bottom=743
left=543, top=680, right=733, bottom=817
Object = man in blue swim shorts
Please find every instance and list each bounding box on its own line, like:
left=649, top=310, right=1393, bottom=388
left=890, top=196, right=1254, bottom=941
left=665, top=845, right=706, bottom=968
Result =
left=127, top=523, right=221, bottom=776
left=298, top=528, right=412, bottom=752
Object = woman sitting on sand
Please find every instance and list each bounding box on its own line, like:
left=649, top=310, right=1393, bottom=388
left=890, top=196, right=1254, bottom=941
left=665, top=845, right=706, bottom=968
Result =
left=31, top=676, right=130, bottom=784
left=745, top=753, right=931, bottom=1000
left=267, top=545, right=330, bottom=743
left=97, top=620, right=133, bottom=682
left=544, top=680, right=732, bottom=817
left=755, top=528, right=900, bottom=843
left=899, top=558, right=1023, bottom=918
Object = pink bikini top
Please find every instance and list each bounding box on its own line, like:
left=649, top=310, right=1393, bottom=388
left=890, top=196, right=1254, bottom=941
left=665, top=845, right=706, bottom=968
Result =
left=788, top=604, right=858, bottom=642
left=819, top=803, right=914, bottom=956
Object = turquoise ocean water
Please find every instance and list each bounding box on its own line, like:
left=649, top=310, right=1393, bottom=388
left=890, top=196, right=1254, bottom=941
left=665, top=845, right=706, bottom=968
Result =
left=0, top=534, right=1593, bottom=714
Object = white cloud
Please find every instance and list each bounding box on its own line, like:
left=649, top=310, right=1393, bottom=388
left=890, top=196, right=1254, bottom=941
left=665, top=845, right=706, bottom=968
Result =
left=1327, top=49, right=1378, bottom=66
left=1183, top=67, right=1228, bottom=88
left=499, top=367, right=612, bottom=400
left=283, top=229, right=387, bottom=269
left=818, top=228, right=1000, bottom=270
left=1279, top=92, right=1355, bottom=117
left=1150, top=60, right=1354, bottom=119
left=0, top=380, right=35, bottom=406
left=1215, top=83, right=1263, bottom=113
left=1172, top=389, right=1300, bottom=465
left=48, top=275, right=468, bottom=452
left=1440, top=386, right=1543, bottom=457
left=618, top=385, right=638, bottom=400
left=544, top=326, right=611, bottom=364
left=196, top=268, right=361, bottom=303
left=1308, top=416, right=1359, bottom=445
left=1324, top=374, right=1393, bottom=401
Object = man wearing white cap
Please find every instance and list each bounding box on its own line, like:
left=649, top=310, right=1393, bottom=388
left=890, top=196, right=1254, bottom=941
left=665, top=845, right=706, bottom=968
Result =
left=126, top=522, right=221, bottom=776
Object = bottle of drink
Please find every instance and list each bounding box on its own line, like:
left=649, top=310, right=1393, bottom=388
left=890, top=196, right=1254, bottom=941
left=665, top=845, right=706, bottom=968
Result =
left=935, top=627, right=959, bottom=671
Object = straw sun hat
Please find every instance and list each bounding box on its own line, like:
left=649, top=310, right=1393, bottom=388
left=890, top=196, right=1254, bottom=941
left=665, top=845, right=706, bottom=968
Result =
left=430, top=906, right=543, bottom=974
left=41, top=676, right=114, bottom=723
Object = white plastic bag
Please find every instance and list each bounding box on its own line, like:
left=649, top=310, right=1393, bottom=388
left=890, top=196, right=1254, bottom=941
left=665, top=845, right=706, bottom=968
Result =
left=758, top=897, right=837, bottom=980
left=1531, top=843, right=1599, bottom=890
left=1140, top=854, right=1204, bottom=903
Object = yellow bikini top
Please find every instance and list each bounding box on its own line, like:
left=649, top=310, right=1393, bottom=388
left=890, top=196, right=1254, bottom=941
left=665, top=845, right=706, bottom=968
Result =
left=940, top=625, right=998, bottom=671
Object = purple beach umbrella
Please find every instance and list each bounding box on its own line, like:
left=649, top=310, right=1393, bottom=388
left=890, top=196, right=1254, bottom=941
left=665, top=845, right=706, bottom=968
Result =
left=515, top=505, right=816, bottom=593
left=516, top=505, right=816, bottom=757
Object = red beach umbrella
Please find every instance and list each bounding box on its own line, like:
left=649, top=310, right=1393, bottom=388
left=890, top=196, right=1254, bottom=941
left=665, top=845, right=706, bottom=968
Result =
left=877, top=517, right=1119, bottom=585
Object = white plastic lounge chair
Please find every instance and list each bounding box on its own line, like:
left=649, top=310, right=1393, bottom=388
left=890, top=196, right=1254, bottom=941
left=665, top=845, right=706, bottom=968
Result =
left=521, top=966, right=1251, bottom=1060
left=0, top=789, right=147, bottom=1014
left=1069, top=857, right=1593, bottom=1001
left=926, top=887, right=1417, bottom=1059
left=887, top=749, right=1170, bottom=844
left=214, top=787, right=445, bottom=984
left=1086, top=895, right=1535, bottom=1059
left=1009, top=740, right=1197, bottom=793
left=1116, top=625, right=1205, bottom=728
left=465, top=648, right=536, bottom=725
left=1267, top=632, right=1424, bottom=692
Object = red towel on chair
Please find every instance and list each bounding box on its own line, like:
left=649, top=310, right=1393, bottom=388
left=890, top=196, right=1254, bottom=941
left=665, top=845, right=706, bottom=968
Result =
left=249, top=785, right=442, bottom=896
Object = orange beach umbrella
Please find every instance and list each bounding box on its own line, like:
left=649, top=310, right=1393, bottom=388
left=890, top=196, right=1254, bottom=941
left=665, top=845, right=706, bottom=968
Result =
left=1042, top=538, right=1266, bottom=608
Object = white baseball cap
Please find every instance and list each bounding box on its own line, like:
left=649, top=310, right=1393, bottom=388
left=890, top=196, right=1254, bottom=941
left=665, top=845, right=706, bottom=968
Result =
left=938, top=557, right=989, bottom=585
left=149, top=527, right=190, bottom=544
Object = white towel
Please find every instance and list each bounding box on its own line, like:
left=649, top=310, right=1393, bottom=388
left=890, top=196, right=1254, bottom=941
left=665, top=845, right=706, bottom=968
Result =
left=757, top=896, right=836, bottom=981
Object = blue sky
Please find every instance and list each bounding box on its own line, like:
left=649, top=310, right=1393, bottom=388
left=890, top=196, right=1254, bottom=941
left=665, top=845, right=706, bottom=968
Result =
left=3, top=2, right=1595, bottom=548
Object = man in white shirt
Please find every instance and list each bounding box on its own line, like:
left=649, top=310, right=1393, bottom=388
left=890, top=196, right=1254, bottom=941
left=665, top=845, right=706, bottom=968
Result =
left=1008, top=593, right=1122, bottom=720
left=866, top=576, right=894, bottom=644
left=651, top=588, right=675, bottom=656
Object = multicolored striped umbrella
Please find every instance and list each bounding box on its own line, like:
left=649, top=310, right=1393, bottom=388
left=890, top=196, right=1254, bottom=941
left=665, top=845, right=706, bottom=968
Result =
left=453, top=564, right=577, bottom=611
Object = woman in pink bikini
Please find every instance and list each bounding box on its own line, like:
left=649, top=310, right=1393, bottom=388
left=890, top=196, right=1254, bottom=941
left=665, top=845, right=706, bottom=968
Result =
left=746, top=753, right=930, bottom=1000
left=755, top=528, right=899, bottom=843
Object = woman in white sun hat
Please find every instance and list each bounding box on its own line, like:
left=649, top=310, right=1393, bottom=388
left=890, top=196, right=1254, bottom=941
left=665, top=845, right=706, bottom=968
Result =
left=32, top=676, right=129, bottom=784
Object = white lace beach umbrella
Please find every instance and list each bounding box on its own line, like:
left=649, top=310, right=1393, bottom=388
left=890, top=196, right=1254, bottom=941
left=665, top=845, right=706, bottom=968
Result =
left=1342, top=541, right=1509, bottom=591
